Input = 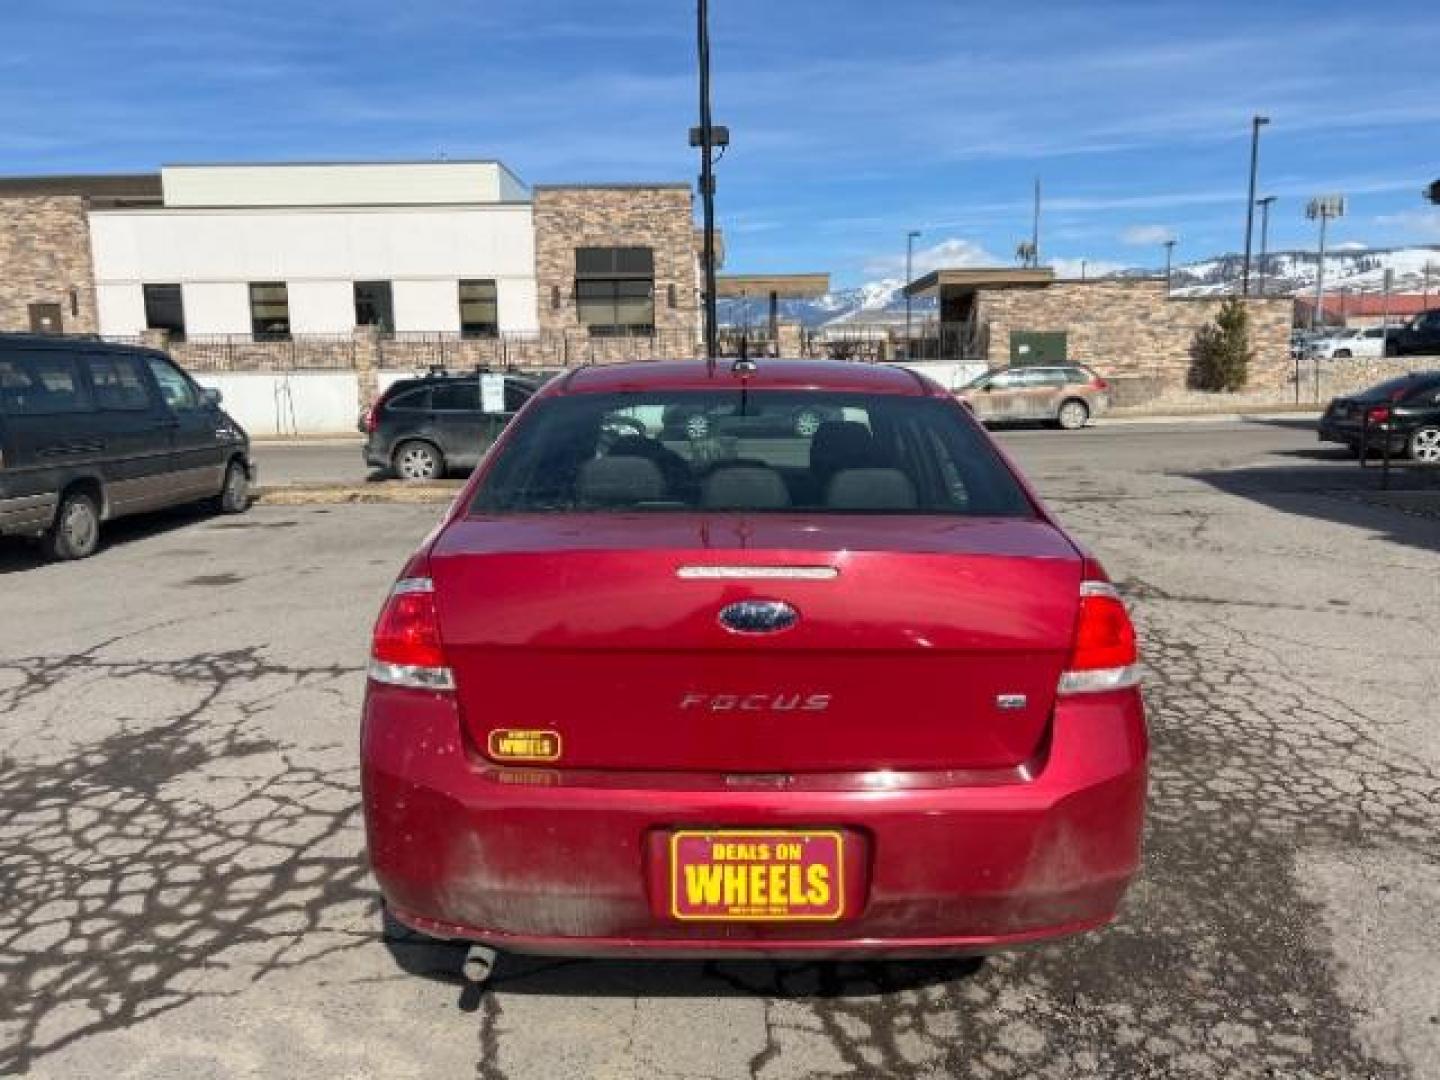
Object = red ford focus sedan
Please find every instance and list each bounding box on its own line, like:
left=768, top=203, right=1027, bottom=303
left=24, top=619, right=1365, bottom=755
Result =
left=362, top=360, right=1147, bottom=970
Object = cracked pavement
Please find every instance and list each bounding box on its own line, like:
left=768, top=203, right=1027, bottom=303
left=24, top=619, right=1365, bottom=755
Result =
left=1, top=421, right=1436, bottom=1079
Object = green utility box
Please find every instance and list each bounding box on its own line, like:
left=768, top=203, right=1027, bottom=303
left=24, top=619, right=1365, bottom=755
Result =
left=1009, top=331, right=1068, bottom=365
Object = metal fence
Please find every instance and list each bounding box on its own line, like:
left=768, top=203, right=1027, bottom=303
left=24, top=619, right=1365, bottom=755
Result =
left=169, top=334, right=358, bottom=373
left=376, top=330, right=701, bottom=371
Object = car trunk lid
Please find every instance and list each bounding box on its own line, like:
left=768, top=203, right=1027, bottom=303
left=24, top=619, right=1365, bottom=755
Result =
left=430, top=514, right=1081, bottom=773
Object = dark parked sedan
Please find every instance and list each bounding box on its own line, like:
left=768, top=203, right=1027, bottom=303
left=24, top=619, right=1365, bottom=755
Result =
left=361, top=372, right=539, bottom=480
left=1318, top=371, right=1440, bottom=462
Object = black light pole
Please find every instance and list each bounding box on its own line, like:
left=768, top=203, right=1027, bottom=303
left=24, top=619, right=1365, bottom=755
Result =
left=905, top=230, right=921, bottom=358
left=1255, top=195, right=1277, bottom=297
left=1163, top=238, right=1176, bottom=294
left=696, top=0, right=719, bottom=366
left=1241, top=114, right=1270, bottom=296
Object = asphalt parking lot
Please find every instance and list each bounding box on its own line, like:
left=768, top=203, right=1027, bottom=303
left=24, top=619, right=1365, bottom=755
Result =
left=2, top=420, right=1437, bottom=1079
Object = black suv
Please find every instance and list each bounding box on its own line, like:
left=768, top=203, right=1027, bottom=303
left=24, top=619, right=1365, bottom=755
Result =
left=1319, top=370, right=1440, bottom=461
left=0, top=334, right=253, bottom=560
left=1387, top=309, right=1440, bottom=357
left=361, top=370, right=541, bottom=479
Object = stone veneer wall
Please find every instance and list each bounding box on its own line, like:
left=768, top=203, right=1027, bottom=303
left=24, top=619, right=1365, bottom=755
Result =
left=974, top=280, right=1293, bottom=392
left=533, top=185, right=699, bottom=350
left=0, top=196, right=98, bottom=334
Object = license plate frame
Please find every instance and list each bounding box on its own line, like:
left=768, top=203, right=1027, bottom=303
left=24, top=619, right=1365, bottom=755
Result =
left=668, top=829, right=846, bottom=922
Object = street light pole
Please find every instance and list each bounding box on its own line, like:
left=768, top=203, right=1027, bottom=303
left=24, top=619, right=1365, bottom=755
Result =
left=1255, top=196, right=1277, bottom=296
left=1163, top=238, right=1177, bottom=295
left=1241, top=115, right=1270, bottom=296
left=696, top=0, right=719, bottom=366
left=1306, top=195, right=1346, bottom=332
left=905, top=230, right=921, bottom=359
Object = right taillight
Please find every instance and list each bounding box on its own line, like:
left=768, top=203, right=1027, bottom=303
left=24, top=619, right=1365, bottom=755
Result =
left=1058, top=580, right=1140, bottom=695
left=369, top=577, right=455, bottom=691
left=1366, top=405, right=1391, bottom=424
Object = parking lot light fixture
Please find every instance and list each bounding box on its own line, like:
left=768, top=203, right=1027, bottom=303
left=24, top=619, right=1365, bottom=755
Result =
left=1163, top=238, right=1177, bottom=295
left=1306, top=195, right=1346, bottom=332
left=1255, top=196, right=1277, bottom=296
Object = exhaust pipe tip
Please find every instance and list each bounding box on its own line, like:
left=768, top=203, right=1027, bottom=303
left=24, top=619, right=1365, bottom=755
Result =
left=462, top=943, right=498, bottom=985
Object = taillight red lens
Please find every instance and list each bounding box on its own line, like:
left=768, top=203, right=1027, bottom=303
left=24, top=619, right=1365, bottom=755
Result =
left=364, top=403, right=380, bottom=433
left=1090, top=377, right=1108, bottom=391
left=1069, top=586, right=1137, bottom=670
left=1059, top=578, right=1139, bottom=694
left=370, top=578, right=453, bottom=689
left=1366, top=405, right=1391, bottom=424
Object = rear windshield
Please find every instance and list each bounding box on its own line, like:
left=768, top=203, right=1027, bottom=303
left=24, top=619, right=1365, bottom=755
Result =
left=470, top=390, right=1033, bottom=516
left=1356, top=374, right=1440, bottom=401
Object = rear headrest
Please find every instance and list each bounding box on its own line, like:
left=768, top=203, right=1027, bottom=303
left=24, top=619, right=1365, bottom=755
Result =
left=575, top=455, right=665, bottom=506
left=825, top=468, right=917, bottom=510
left=810, top=420, right=881, bottom=477
left=701, top=465, right=791, bottom=510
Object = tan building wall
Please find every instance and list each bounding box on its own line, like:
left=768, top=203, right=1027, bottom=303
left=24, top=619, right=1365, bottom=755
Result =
left=974, top=279, right=1293, bottom=391
left=533, top=185, right=698, bottom=349
left=0, top=196, right=98, bottom=334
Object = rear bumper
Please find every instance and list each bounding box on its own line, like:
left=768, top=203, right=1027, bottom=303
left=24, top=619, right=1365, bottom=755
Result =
left=362, top=689, right=1148, bottom=957
left=1318, top=419, right=1407, bottom=451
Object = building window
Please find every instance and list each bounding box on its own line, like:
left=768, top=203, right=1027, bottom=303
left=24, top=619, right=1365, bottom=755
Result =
left=459, top=280, right=499, bottom=338
left=249, top=282, right=290, bottom=340
left=354, top=281, right=394, bottom=333
left=575, top=247, right=654, bottom=336
left=142, top=284, right=185, bottom=339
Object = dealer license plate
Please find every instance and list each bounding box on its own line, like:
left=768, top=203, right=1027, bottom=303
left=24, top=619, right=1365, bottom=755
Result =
left=669, top=829, right=844, bottom=921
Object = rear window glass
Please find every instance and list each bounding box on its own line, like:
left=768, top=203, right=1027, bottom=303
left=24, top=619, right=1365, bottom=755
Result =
left=1357, top=375, right=1440, bottom=401
left=385, top=387, right=431, bottom=411
left=470, top=391, right=1033, bottom=516
left=0, top=354, right=92, bottom=415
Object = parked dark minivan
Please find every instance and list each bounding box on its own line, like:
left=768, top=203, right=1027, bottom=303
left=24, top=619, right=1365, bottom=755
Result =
left=0, top=334, right=253, bottom=560
left=361, top=370, right=540, bottom=480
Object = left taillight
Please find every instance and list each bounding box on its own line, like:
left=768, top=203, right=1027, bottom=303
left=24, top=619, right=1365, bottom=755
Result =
left=1058, top=578, right=1140, bottom=695
left=368, top=577, right=455, bottom=691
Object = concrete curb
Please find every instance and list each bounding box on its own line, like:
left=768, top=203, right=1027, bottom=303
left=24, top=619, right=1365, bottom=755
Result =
left=254, top=483, right=460, bottom=506
left=250, top=436, right=366, bottom=447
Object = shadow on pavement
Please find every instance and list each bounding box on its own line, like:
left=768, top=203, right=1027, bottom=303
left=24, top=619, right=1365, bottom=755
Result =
left=0, top=505, right=222, bottom=576
left=381, top=923, right=982, bottom=1005
left=1185, top=457, right=1440, bottom=553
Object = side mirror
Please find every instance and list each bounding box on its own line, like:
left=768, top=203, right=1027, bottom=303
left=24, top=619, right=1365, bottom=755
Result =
left=202, top=387, right=223, bottom=407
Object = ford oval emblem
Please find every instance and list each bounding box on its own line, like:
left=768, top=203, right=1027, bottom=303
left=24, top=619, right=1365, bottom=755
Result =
left=718, top=599, right=799, bottom=635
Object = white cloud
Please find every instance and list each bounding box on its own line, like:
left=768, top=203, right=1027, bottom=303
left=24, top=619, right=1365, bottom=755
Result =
left=1332, top=241, right=1369, bottom=252
left=1373, top=208, right=1440, bottom=241
left=863, top=237, right=1001, bottom=278
left=1050, top=258, right=1131, bottom=279
left=1121, top=224, right=1176, bottom=246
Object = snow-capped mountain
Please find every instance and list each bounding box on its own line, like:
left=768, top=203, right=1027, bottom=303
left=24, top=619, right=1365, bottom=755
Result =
left=717, top=246, right=1440, bottom=328
left=1162, top=245, right=1440, bottom=298
left=717, top=277, right=935, bottom=330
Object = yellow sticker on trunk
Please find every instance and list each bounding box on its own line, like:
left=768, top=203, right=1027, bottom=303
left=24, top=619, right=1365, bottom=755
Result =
left=487, top=729, right=561, bottom=762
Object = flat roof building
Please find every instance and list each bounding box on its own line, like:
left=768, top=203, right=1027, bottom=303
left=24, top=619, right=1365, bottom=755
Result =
left=0, top=159, right=700, bottom=346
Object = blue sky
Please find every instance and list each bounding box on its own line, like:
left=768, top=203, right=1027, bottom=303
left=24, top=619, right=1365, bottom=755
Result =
left=5, top=0, right=1439, bottom=286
